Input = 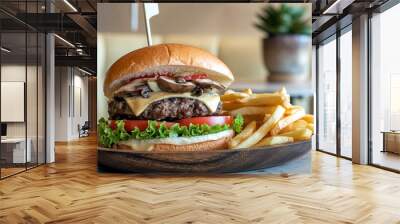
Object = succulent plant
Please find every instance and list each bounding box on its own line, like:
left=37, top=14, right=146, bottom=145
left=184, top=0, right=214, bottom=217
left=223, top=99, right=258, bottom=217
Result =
left=255, top=4, right=311, bottom=37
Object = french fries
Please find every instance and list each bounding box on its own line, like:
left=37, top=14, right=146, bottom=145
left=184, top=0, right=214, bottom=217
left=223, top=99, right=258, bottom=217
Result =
left=306, top=123, right=314, bottom=132
left=270, top=109, right=305, bottom=136
left=285, top=105, right=304, bottom=115
left=237, top=93, right=285, bottom=106
left=229, top=121, right=257, bottom=149
left=243, top=114, right=267, bottom=126
left=276, top=87, right=291, bottom=108
left=255, top=136, right=294, bottom=147
left=242, top=88, right=252, bottom=95
left=221, top=88, right=314, bottom=149
left=293, top=119, right=309, bottom=129
left=263, top=114, right=272, bottom=122
left=220, top=92, right=249, bottom=101
left=222, top=101, right=245, bottom=111
left=280, top=120, right=311, bottom=133
left=280, top=128, right=313, bottom=141
left=236, top=106, right=285, bottom=149
left=302, top=114, right=314, bottom=123
left=229, top=106, right=276, bottom=116
left=281, top=119, right=308, bottom=133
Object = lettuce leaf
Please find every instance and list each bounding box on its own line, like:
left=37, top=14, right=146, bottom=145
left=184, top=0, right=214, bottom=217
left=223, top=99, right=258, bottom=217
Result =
left=98, top=115, right=244, bottom=148
left=232, top=114, right=244, bottom=133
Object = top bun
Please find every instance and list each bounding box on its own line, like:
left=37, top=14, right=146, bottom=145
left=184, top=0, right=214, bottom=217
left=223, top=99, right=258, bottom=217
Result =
left=104, top=43, right=234, bottom=98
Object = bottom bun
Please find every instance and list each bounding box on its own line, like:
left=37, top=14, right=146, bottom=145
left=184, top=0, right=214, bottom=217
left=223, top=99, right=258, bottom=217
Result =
left=116, top=130, right=234, bottom=152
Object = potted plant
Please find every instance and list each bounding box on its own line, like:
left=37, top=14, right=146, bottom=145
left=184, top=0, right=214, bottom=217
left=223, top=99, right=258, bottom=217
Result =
left=255, top=4, right=311, bottom=83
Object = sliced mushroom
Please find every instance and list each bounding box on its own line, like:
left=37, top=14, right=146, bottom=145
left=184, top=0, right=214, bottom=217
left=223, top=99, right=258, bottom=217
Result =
left=191, top=86, right=204, bottom=96
left=113, top=91, right=139, bottom=99
left=140, top=85, right=151, bottom=98
left=193, top=79, right=225, bottom=93
left=175, top=77, right=186, bottom=83
left=113, top=84, right=151, bottom=99
left=114, top=79, right=146, bottom=95
left=157, top=76, right=196, bottom=93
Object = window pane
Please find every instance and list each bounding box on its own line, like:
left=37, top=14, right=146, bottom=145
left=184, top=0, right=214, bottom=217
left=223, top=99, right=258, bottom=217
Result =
left=0, top=1, right=46, bottom=179
left=317, top=38, right=337, bottom=154
left=27, top=31, right=38, bottom=169
left=340, top=29, right=352, bottom=158
left=38, top=33, right=45, bottom=165
left=371, top=4, right=400, bottom=171
left=1, top=31, right=28, bottom=177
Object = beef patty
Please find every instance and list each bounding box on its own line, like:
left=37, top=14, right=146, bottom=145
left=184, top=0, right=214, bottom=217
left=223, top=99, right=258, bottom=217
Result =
left=108, top=97, right=222, bottom=121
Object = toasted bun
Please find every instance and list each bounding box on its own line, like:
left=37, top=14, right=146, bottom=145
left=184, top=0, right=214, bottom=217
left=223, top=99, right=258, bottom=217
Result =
left=117, top=136, right=231, bottom=152
left=104, top=43, right=234, bottom=98
left=116, top=130, right=234, bottom=152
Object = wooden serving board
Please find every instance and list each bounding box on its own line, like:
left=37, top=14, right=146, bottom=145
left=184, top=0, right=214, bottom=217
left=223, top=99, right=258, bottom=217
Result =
left=97, top=141, right=311, bottom=173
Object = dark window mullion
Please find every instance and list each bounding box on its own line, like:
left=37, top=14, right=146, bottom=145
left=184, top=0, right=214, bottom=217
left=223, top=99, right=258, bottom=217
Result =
left=44, top=0, right=48, bottom=164
left=315, top=45, right=320, bottom=151
left=25, top=0, right=28, bottom=171
left=36, top=0, right=39, bottom=167
left=336, top=26, right=342, bottom=157
left=367, top=11, right=373, bottom=165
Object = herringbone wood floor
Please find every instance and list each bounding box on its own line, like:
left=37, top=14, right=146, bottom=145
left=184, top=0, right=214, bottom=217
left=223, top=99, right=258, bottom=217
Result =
left=1, top=136, right=400, bottom=224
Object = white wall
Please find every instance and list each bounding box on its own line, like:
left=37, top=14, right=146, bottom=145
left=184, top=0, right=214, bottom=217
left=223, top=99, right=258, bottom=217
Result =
left=1, top=65, right=34, bottom=138
left=54, top=67, right=89, bottom=141
left=1, top=64, right=46, bottom=163
left=1, top=65, right=26, bottom=139
left=72, top=73, right=89, bottom=138
left=55, top=67, right=69, bottom=141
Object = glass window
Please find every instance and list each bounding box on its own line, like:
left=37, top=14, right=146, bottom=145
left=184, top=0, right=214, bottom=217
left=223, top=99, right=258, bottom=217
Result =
left=27, top=30, right=38, bottom=169
left=0, top=2, right=46, bottom=179
left=340, top=29, right=352, bottom=158
left=371, top=4, right=400, bottom=171
left=1, top=31, right=28, bottom=177
left=38, top=32, right=46, bottom=165
left=317, top=37, right=337, bottom=154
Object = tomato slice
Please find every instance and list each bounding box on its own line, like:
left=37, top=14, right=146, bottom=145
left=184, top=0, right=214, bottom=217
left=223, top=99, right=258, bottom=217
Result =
left=183, top=73, right=208, bottom=81
left=110, top=120, right=177, bottom=132
left=177, top=116, right=233, bottom=127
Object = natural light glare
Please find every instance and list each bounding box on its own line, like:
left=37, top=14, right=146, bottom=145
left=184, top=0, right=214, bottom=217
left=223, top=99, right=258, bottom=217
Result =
left=340, top=29, right=352, bottom=158
left=378, top=4, right=400, bottom=130
left=371, top=3, right=400, bottom=169
left=318, top=38, right=337, bottom=154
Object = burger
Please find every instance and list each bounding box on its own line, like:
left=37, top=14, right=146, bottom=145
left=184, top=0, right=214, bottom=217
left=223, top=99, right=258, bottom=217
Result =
left=98, top=43, right=243, bottom=151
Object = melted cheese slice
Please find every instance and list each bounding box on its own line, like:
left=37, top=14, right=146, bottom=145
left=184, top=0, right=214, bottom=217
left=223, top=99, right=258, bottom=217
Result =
left=124, top=92, right=220, bottom=116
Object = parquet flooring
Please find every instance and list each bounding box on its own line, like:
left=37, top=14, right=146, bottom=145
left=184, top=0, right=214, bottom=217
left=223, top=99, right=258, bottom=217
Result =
left=1, top=167, right=26, bottom=178
left=1, top=136, right=400, bottom=224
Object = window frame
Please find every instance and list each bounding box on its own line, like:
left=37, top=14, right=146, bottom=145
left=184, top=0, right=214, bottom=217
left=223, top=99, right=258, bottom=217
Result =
left=0, top=1, right=48, bottom=180
left=367, top=2, right=400, bottom=173
left=315, top=24, right=353, bottom=161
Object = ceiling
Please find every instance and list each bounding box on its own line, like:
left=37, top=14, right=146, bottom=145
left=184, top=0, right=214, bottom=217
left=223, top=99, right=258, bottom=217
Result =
left=0, top=0, right=395, bottom=75
left=0, top=0, right=97, bottom=74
